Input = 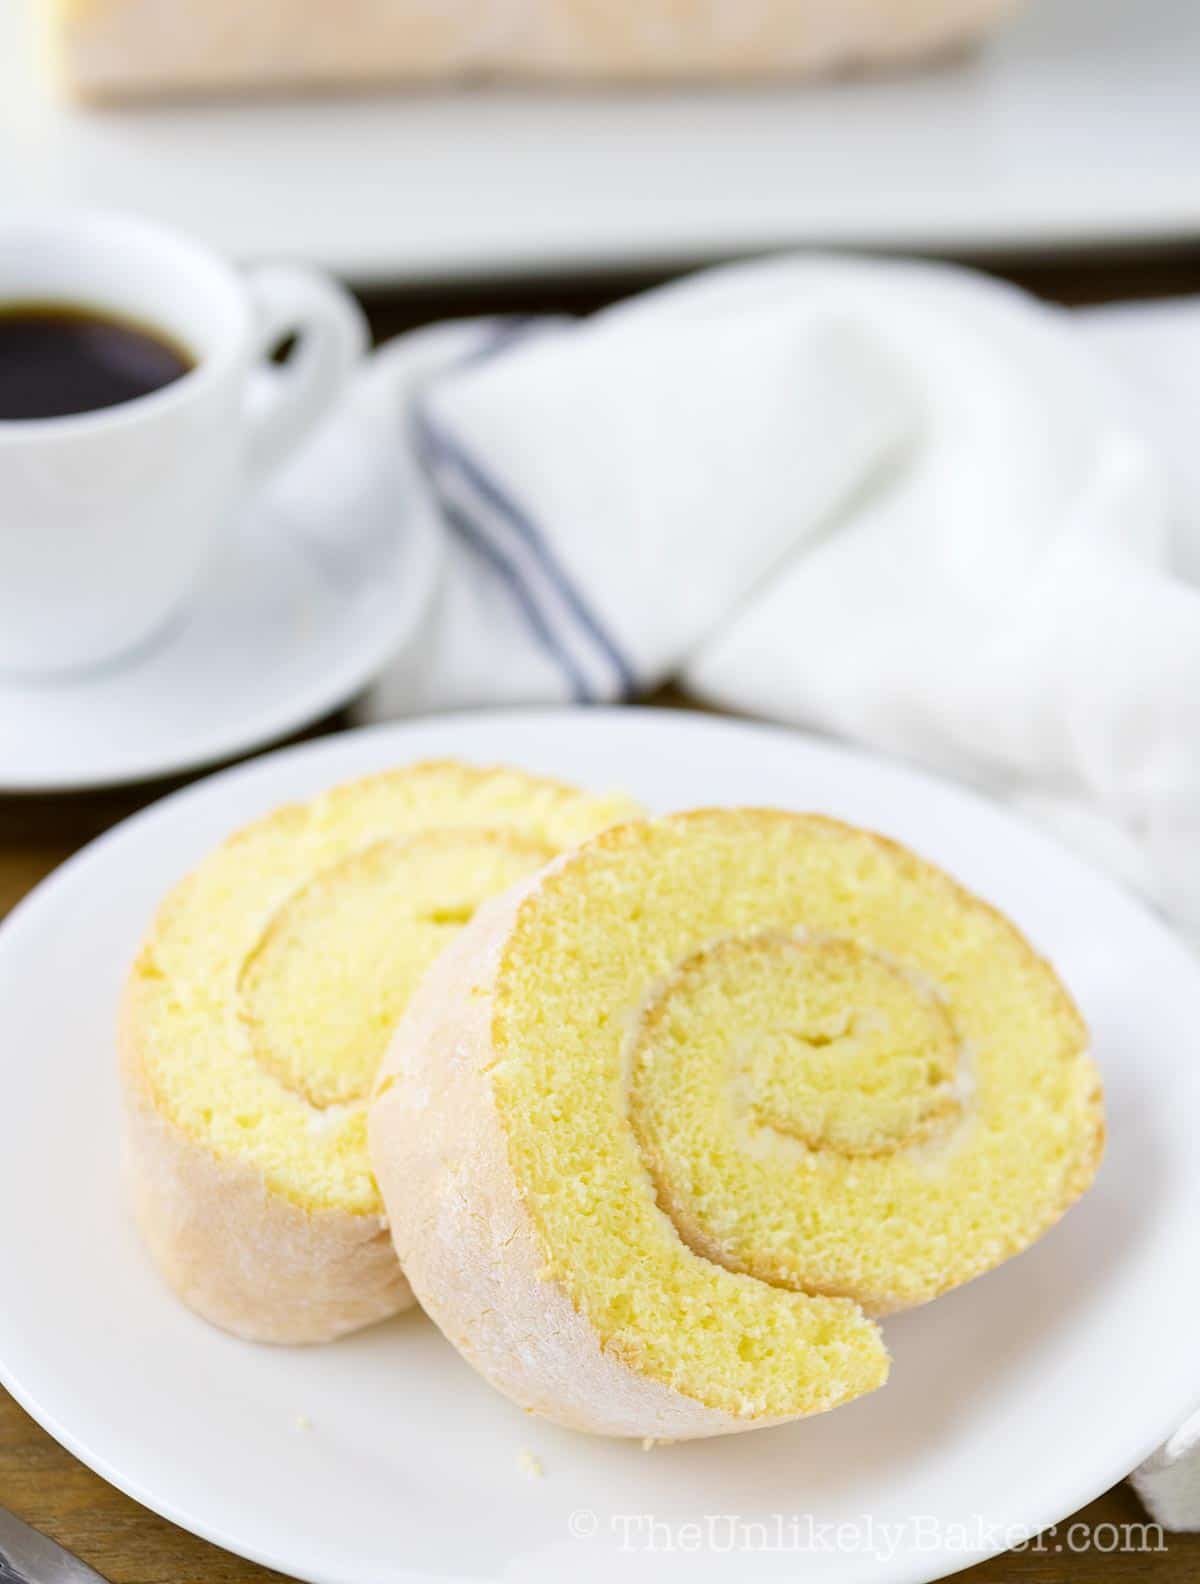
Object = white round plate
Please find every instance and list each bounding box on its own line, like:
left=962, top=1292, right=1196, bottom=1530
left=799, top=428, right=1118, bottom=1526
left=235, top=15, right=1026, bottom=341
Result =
left=1, top=709, right=1197, bottom=1584
left=0, top=493, right=440, bottom=792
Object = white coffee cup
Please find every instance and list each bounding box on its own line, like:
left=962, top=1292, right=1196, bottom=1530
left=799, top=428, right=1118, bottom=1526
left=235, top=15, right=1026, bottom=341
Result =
left=0, top=209, right=369, bottom=676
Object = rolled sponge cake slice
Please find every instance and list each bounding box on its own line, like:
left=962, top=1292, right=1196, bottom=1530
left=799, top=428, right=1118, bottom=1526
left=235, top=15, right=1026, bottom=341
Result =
left=121, top=761, right=639, bottom=1344
left=370, top=808, right=1104, bottom=1437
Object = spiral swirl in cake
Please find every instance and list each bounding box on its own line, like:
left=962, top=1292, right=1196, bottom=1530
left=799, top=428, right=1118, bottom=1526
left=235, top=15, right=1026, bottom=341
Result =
left=372, top=808, right=1104, bottom=1435
left=121, top=761, right=638, bottom=1343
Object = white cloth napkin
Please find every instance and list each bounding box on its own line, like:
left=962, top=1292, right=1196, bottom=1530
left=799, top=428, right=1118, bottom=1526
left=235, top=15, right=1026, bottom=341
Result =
left=267, top=255, right=1200, bottom=1522
left=280, top=254, right=1200, bottom=932
left=1132, top=1411, right=1200, bottom=1530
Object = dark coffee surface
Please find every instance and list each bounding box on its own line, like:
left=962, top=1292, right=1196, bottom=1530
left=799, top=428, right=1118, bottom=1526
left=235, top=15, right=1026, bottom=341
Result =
left=0, top=303, right=193, bottom=420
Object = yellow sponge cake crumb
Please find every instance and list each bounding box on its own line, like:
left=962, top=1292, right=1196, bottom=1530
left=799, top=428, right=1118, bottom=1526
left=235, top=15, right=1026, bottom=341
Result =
left=371, top=808, right=1103, bottom=1436
left=121, top=761, right=638, bottom=1343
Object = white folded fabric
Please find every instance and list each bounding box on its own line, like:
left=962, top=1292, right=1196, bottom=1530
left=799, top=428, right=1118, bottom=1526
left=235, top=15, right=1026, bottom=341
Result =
left=1132, top=1410, right=1200, bottom=1530
left=290, top=255, right=1200, bottom=930
left=276, top=255, right=1200, bottom=930
left=265, top=257, right=1200, bottom=1519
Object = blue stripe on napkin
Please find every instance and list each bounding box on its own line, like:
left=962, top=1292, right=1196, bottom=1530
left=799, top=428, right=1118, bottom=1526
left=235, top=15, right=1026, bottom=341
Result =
left=439, top=498, right=593, bottom=704
left=414, top=403, right=637, bottom=704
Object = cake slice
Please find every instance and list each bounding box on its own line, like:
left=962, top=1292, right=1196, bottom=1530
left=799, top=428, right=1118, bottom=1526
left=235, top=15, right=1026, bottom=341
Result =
left=371, top=808, right=1103, bottom=1436
left=121, top=761, right=638, bottom=1343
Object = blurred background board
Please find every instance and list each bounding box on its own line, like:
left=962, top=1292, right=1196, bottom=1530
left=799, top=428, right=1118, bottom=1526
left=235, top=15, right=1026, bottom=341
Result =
left=3, top=0, right=1200, bottom=287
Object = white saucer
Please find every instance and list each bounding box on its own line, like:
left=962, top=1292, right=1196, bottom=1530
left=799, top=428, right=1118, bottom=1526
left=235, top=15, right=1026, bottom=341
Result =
left=1, top=709, right=1199, bottom=1584
left=0, top=492, right=441, bottom=792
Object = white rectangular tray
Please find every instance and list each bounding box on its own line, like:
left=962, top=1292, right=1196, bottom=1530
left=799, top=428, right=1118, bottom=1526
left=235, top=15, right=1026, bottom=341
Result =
left=3, top=0, right=1198, bottom=287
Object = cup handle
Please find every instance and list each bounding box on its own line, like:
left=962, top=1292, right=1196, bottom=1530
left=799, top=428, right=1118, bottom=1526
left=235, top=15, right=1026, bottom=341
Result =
left=242, top=263, right=369, bottom=480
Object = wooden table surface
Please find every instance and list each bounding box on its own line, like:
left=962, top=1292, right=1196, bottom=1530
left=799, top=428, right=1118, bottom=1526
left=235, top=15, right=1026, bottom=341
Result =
left=4, top=247, right=1200, bottom=1584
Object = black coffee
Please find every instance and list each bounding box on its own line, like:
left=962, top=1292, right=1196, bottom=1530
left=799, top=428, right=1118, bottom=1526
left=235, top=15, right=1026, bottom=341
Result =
left=0, top=303, right=194, bottom=421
